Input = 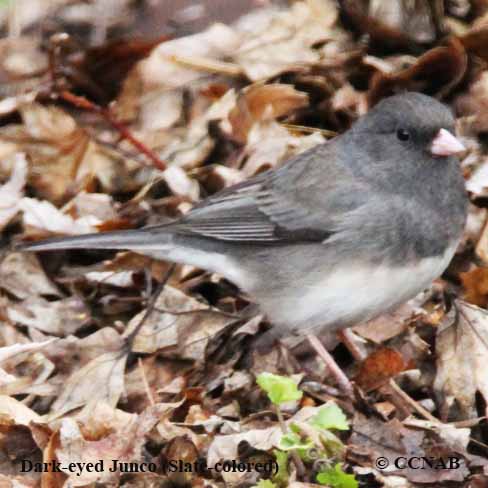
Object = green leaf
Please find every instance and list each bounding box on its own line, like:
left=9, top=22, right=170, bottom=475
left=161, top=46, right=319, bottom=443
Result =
left=278, top=431, right=314, bottom=452
left=256, top=373, right=303, bottom=405
left=272, top=449, right=289, bottom=485
left=316, top=429, right=346, bottom=457
left=310, top=403, right=349, bottom=431
left=255, top=480, right=277, bottom=488
left=316, top=463, right=358, bottom=488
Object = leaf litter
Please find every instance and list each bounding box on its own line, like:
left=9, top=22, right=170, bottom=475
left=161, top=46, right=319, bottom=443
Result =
left=2, top=0, right=488, bottom=486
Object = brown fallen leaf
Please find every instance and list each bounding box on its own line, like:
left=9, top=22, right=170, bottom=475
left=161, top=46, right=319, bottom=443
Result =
left=207, top=406, right=321, bottom=483
left=339, top=0, right=439, bottom=51
left=434, top=300, right=488, bottom=418
left=229, top=83, right=309, bottom=144
left=475, top=214, right=488, bottom=264
left=0, top=153, right=27, bottom=231
left=0, top=103, right=137, bottom=204
left=162, top=164, right=200, bottom=201
left=0, top=339, right=56, bottom=366
left=456, top=72, right=488, bottom=134
left=354, top=347, right=408, bottom=392
left=41, top=429, right=65, bottom=488
left=460, top=267, right=488, bottom=307
left=243, top=121, right=325, bottom=176
left=462, top=204, right=488, bottom=255
left=234, top=0, right=343, bottom=80
left=368, top=37, right=468, bottom=106
left=159, top=88, right=237, bottom=169
left=0, top=252, right=60, bottom=300
left=7, top=297, right=89, bottom=337
left=368, top=0, right=439, bottom=44
left=460, top=23, right=488, bottom=61
left=54, top=403, right=173, bottom=485
left=65, top=37, right=163, bottom=104
left=48, top=348, right=127, bottom=419
left=403, top=418, right=470, bottom=455
left=118, top=23, right=240, bottom=131
left=123, top=285, right=235, bottom=361
left=163, top=436, right=200, bottom=485
left=353, top=304, right=413, bottom=343
left=350, top=414, right=469, bottom=483
left=465, top=157, right=488, bottom=198
left=0, top=396, right=42, bottom=425
left=20, top=197, right=99, bottom=237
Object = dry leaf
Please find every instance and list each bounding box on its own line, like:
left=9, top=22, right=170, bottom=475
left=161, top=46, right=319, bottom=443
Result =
left=243, top=122, right=325, bottom=176
left=354, top=348, right=408, bottom=391
left=466, top=156, right=488, bottom=197
left=0, top=253, right=60, bottom=299
left=229, top=84, right=309, bottom=143
left=0, top=339, right=56, bottom=366
left=368, top=0, right=438, bottom=44
left=123, top=285, right=235, bottom=361
left=159, top=88, right=237, bottom=169
left=434, top=301, right=488, bottom=418
left=49, top=348, right=127, bottom=419
left=207, top=406, right=320, bottom=483
left=456, top=72, right=488, bottom=133
left=55, top=403, right=170, bottom=484
left=0, top=153, right=27, bottom=231
left=21, top=197, right=98, bottom=236
left=368, top=38, right=468, bottom=106
left=7, top=297, right=89, bottom=337
left=460, top=267, right=488, bottom=306
left=0, top=396, right=42, bottom=425
left=234, top=1, right=343, bottom=80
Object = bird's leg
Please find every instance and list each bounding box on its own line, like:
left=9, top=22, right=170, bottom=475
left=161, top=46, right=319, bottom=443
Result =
left=306, top=333, right=354, bottom=397
left=338, top=328, right=367, bottom=361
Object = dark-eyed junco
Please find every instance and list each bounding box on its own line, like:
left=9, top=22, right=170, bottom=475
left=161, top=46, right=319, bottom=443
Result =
left=21, top=92, right=467, bottom=343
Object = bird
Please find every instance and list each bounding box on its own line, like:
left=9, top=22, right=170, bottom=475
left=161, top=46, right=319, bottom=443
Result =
left=20, top=92, right=467, bottom=351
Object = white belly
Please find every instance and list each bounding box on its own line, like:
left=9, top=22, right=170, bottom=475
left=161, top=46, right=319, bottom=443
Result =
left=262, top=242, right=458, bottom=333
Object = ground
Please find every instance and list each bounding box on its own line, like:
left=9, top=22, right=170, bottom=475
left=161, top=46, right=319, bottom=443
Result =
left=1, top=0, right=488, bottom=487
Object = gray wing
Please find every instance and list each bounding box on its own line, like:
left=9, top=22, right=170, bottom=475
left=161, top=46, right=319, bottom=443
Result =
left=168, top=142, right=370, bottom=244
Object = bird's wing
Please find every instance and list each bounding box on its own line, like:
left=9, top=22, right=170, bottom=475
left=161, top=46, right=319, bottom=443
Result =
left=168, top=143, right=369, bottom=244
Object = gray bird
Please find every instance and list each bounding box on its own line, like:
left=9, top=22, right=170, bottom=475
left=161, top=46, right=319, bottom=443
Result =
left=21, top=92, right=467, bottom=343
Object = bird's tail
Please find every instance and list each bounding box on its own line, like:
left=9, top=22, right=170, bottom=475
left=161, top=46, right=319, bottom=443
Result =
left=18, top=227, right=173, bottom=253
left=18, top=226, right=246, bottom=288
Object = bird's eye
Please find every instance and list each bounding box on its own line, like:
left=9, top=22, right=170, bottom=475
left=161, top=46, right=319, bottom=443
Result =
left=396, top=128, right=410, bottom=141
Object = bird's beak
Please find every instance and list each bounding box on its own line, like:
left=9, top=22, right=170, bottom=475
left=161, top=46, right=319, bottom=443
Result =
left=430, top=128, right=466, bottom=157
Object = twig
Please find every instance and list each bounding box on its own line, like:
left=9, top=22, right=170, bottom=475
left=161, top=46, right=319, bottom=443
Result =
left=58, top=90, right=167, bottom=171
left=387, top=379, right=438, bottom=423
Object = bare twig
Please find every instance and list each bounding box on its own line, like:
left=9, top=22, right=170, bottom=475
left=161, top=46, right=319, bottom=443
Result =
left=58, top=90, right=167, bottom=171
left=387, top=379, right=438, bottom=423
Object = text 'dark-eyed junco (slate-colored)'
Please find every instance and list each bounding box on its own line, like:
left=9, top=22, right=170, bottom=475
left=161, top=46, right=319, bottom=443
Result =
left=20, top=92, right=468, bottom=343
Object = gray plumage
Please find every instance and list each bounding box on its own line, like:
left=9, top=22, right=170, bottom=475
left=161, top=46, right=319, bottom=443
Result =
left=21, top=93, right=468, bottom=338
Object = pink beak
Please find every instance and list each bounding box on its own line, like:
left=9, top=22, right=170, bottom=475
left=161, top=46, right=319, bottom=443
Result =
left=430, top=128, right=466, bottom=157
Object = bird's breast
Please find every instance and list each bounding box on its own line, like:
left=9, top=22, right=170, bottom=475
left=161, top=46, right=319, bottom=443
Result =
left=259, top=239, right=459, bottom=334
